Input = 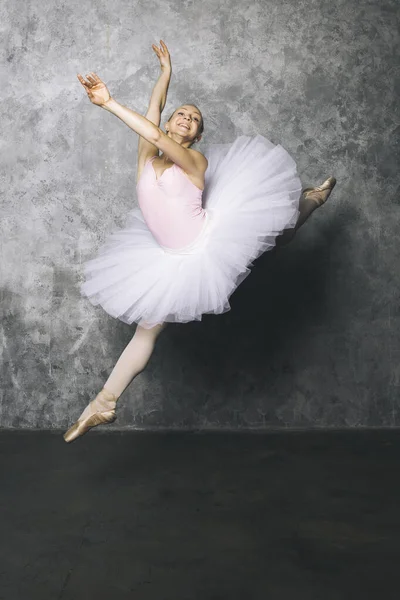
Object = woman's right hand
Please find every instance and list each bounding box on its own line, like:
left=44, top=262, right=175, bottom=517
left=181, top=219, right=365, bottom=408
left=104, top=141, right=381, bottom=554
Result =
left=152, top=40, right=171, bottom=72
left=77, top=72, right=112, bottom=106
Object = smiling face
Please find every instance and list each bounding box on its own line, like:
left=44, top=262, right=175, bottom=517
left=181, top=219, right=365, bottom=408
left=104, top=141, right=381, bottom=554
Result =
left=165, top=105, right=204, bottom=145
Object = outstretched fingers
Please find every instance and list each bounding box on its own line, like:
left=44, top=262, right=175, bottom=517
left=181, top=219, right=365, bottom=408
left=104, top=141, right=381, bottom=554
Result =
left=77, top=72, right=102, bottom=88
left=152, top=40, right=169, bottom=57
left=77, top=73, right=90, bottom=88
left=160, top=39, right=169, bottom=54
left=86, top=74, right=97, bottom=86
left=88, top=72, right=102, bottom=85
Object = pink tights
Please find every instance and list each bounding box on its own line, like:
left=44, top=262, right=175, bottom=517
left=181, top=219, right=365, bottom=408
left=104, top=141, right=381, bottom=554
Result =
left=103, top=322, right=167, bottom=399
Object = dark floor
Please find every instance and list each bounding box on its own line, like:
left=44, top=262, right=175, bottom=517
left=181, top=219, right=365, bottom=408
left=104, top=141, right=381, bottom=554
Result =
left=1, top=429, right=400, bottom=599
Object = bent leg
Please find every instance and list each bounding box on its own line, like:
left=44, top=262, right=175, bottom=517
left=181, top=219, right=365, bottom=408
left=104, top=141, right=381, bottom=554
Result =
left=276, top=176, right=336, bottom=247
left=275, top=194, right=318, bottom=246
left=103, top=322, right=167, bottom=398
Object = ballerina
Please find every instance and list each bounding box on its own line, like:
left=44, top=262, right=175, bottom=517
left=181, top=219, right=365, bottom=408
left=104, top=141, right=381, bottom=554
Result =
left=64, top=40, right=336, bottom=443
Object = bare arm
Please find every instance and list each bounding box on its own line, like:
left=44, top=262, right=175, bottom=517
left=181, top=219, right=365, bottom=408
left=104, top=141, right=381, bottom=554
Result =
left=137, top=41, right=173, bottom=164
left=148, top=41, right=171, bottom=113
left=102, top=98, right=160, bottom=144
left=148, top=40, right=172, bottom=113
left=77, top=71, right=159, bottom=141
left=150, top=68, right=170, bottom=112
left=78, top=66, right=206, bottom=178
left=102, top=99, right=206, bottom=177
left=138, top=68, right=171, bottom=129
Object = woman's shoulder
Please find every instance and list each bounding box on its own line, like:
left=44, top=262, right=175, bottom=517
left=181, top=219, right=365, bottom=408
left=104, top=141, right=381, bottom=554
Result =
left=186, top=148, right=208, bottom=178
left=188, top=148, right=208, bottom=163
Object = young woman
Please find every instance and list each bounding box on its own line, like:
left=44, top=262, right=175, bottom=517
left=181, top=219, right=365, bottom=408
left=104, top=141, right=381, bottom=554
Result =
left=64, top=40, right=336, bottom=443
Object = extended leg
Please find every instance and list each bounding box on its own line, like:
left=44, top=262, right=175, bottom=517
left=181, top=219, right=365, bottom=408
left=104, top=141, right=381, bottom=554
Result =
left=63, top=322, right=167, bottom=442
left=103, top=322, right=167, bottom=398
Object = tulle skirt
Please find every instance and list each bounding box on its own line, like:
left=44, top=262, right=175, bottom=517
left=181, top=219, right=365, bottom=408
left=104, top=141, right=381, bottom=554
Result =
left=80, top=134, right=302, bottom=328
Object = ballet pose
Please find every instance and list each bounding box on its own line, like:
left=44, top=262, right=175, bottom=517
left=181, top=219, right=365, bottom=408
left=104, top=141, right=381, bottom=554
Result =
left=64, top=40, right=336, bottom=443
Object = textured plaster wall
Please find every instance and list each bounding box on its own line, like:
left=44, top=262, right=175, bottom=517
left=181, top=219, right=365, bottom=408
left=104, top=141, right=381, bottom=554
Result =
left=1, top=0, right=399, bottom=429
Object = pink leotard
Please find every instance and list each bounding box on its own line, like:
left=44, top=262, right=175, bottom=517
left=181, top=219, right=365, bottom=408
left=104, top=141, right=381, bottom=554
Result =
left=136, top=156, right=207, bottom=249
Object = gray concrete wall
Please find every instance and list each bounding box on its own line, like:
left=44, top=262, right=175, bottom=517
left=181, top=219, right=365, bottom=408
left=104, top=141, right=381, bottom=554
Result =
left=1, top=0, right=399, bottom=429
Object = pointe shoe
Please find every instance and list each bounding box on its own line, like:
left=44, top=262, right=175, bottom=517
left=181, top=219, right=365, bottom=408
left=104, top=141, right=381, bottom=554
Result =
left=63, top=387, right=117, bottom=443
left=302, top=176, right=337, bottom=207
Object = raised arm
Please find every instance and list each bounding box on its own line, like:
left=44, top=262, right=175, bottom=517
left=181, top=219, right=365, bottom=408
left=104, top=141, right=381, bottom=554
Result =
left=77, top=72, right=161, bottom=144
left=77, top=41, right=205, bottom=178
left=136, top=40, right=172, bottom=165
left=99, top=95, right=206, bottom=179
left=148, top=40, right=172, bottom=114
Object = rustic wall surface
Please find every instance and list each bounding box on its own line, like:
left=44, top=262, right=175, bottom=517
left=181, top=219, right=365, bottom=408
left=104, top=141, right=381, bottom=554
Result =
left=1, top=0, right=399, bottom=429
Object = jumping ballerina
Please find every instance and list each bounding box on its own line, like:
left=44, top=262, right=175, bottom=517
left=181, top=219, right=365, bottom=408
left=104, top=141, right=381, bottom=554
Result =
left=64, top=40, right=336, bottom=443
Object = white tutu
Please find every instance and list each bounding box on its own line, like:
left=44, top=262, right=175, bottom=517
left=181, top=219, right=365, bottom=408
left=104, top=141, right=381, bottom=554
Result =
left=80, top=134, right=302, bottom=328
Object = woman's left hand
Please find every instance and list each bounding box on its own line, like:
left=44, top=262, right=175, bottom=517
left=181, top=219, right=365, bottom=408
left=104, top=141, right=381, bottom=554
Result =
left=152, top=40, right=171, bottom=72
left=77, top=72, right=111, bottom=106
